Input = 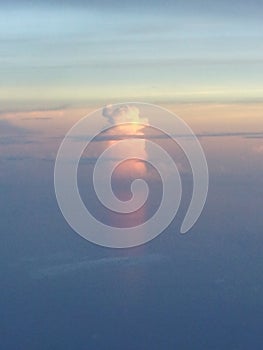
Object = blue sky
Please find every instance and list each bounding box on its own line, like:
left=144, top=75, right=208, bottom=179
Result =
left=1, top=1, right=263, bottom=108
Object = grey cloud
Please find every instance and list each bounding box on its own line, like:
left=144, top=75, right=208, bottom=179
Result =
left=70, top=130, right=263, bottom=143
left=199, top=131, right=263, bottom=138
left=0, top=155, right=54, bottom=162
left=244, top=135, right=263, bottom=139
left=21, top=117, right=53, bottom=121
left=0, top=137, right=37, bottom=146
left=0, top=119, right=28, bottom=135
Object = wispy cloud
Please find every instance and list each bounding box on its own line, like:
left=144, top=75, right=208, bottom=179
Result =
left=21, top=116, right=53, bottom=121
left=0, top=155, right=53, bottom=162
left=29, top=254, right=171, bottom=279
left=0, top=105, right=68, bottom=116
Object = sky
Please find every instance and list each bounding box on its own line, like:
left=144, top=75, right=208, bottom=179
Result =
left=1, top=1, right=263, bottom=349
left=1, top=0, right=263, bottom=110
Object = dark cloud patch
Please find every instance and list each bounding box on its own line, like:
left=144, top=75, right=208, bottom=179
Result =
left=70, top=130, right=263, bottom=143
left=0, top=119, right=39, bottom=146
left=200, top=131, right=263, bottom=139
left=244, top=135, right=263, bottom=139
left=0, top=137, right=38, bottom=146
left=0, top=155, right=54, bottom=162
left=0, top=119, right=28, bottom=135
left=22, top=117, right=53, bottom=121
